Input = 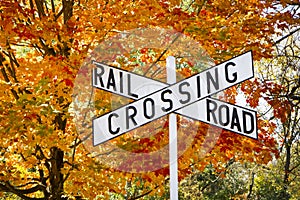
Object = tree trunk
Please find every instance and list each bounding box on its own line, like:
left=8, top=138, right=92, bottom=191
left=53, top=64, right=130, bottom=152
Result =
left=281, top=141, right=292, bottom=200
left=49, top=147, right=64, bottom=200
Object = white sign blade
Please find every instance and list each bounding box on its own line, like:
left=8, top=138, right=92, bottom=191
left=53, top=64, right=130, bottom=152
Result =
left=92, top=57, right=257, bottom=139
left=177, top=98, right=257, bottom=139
left=93, top=51, right=254, bottom=145
left=92, top=61, right=167, bottom=99
left=92, top=51, right=253, bottom=100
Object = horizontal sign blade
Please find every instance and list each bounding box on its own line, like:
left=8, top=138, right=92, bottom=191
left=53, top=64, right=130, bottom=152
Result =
left=93, top=51, right=254, bottom=145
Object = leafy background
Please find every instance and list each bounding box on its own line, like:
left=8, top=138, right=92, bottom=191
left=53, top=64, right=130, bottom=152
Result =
left=0, top=0, right=299, bottom=199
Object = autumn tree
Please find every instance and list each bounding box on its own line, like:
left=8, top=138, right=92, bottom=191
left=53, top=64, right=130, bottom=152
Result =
left=177, top=2, right=300, bottom=199
left=0, top=0, right=298, bottom=199
left=250, top=29, right=300, bottom=200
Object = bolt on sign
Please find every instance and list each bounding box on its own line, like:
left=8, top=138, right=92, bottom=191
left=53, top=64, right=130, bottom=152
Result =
left=92, top=51, right=257, bottom=146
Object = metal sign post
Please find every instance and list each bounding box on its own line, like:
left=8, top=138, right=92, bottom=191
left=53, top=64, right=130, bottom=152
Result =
left=167, top=56, right=178, bottom=200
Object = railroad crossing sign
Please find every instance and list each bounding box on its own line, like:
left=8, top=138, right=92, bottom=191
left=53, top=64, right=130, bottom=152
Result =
left=92, top=51, right=257, bottom=146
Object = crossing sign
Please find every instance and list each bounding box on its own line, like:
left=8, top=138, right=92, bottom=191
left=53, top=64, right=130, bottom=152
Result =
left=92, top=51, right=257, bottom=146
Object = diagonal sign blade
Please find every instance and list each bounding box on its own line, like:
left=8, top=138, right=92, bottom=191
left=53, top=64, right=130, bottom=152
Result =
left=92, top=55, right=257, bottom=139
left=93, top=51, right=256, bottom=145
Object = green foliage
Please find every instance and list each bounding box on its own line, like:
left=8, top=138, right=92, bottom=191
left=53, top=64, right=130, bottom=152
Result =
left=0, top=193, right=22, bottom=200
left=109, top=177, right=169, bottom=199
left=254, top=171, right=290, bottom=200
left=179, top=163, right=251, bottom=200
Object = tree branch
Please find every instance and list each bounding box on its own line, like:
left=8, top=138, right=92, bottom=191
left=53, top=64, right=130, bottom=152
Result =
left=143, top=32, right=182, bottom=76
left=34, top=0, right=46, bottom=18
left=274, top=27, right=300, bottom=44
left=0, top=181, right=45, bottom=200
left=247, top=171, right=255, bottom=199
